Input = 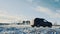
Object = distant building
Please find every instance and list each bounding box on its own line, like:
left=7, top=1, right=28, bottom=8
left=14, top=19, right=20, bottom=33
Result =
left=17, top=20, right=30, bottom=25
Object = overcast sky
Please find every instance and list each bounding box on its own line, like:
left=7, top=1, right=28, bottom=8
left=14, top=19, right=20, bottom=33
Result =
left=0, top=0, right=60, bottom=24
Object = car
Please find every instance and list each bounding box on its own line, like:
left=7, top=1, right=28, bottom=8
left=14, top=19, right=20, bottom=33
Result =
left=31, top=18, right=52, bottom=27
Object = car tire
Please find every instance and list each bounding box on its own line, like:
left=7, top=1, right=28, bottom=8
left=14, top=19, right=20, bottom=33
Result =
left=48, top=25, right=52, bottom=28
left=36, top=25, right=40, bottom=27
left=31, top=25, right=35, bottom=27
left=43, top=25, right=46, bottom=27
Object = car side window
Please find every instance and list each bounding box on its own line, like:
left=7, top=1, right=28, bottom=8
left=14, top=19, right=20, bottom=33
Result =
left=43, top=20, right=47, bottom=22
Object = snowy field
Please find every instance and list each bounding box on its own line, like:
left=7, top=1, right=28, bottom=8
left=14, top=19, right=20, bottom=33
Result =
left=0, top=26, right=60, bottom=34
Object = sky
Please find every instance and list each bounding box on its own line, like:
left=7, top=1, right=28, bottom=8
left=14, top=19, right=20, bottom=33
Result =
left=0, top=0, right=60, bottom=24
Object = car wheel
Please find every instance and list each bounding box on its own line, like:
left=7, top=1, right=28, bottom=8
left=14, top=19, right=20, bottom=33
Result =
left=43, top=26, right=46, bottom=27
left=48, top=26, right=52, bottom=28
left=36, top=25, right=40, bottom=27
left=31, top=25, right=35, bottom=27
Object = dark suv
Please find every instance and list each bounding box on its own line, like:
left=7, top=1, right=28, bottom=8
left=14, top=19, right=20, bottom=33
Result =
left=31, top=18, right=52, bottom=27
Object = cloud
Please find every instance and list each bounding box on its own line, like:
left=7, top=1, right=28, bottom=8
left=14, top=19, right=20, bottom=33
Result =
left=26, top=0, right=33, bottom=2
left=56, top=9, right=60, bottom=13
left=0, top=15, right=22, bottom=23
left=35, top=6, right=60, bottom=18
left=54, top=0, right=59, bottom=2
left=0, top=10, right=32, bottom=23
left=26, top=0, right=34, bottom=4
left=35, top=6, right=52, bottom=14
left=0, top=10, right=27, bottom=23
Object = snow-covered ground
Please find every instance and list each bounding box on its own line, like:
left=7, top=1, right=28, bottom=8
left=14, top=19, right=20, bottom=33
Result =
left=0, top=27, right=60, bottom=34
